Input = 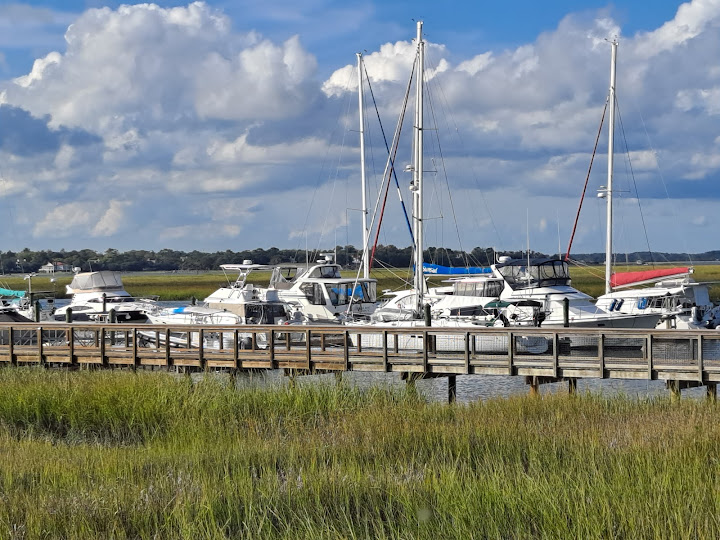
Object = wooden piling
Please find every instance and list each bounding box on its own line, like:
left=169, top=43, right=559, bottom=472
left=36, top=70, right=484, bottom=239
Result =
left=669, top=380, right=681, bottom=402
left=707, top=383, right=717, bottom=402
left=448, top=375, right=457, bottom=403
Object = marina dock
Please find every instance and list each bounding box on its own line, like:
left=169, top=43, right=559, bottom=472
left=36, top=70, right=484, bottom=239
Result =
left=1, top=322, right=720, bottom=400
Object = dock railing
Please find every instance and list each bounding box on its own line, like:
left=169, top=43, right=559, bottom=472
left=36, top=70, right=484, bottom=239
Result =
left=1, top=323, right=719, bottom=388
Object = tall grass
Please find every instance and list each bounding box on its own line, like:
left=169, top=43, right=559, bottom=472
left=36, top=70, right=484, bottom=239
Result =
left=0, top=368, right=718, bottom=538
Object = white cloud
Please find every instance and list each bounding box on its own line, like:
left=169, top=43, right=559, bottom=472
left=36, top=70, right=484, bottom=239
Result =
left=1, top=0, right=720, bottom=254
left=92, top=200, right=131, bottom=236
left=5, top=2, right=317, bottom=134
left=33, top=200, right=128, bottom=238
left=633, top=0, right=720, bottom=59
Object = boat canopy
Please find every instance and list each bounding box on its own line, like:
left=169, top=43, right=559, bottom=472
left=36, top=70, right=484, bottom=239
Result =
left=67, top=271, right=126, bottom=293
left=494, top=258, right=571, bottom=290
left=0, top=287, right=26, bottom=298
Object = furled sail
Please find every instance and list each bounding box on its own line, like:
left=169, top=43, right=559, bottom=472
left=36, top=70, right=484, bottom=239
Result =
left=610, top=267, right=690, bottom=289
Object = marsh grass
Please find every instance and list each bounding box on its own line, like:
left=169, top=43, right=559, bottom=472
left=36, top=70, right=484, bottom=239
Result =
left=0, top=368, right=719, bottom=538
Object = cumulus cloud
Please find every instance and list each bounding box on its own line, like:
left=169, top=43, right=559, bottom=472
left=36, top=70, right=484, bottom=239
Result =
left=1, top=0, right=719, bottom=254
left=33, top=200, right=129, bottom=238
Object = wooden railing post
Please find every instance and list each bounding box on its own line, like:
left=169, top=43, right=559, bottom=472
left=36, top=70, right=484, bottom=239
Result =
left=69, top=327, right=75, bottom=368
left=507, top=331, right=514, bottom=375
left=165, top=328, right=171, bottom=370
left=422, top=328, right=429, bottom=374
left=233, top=329, right=239, bottom=371
left=99, top=328, right=107, bottom=368
left=38, top=327, right=45, bottom=367
left=698, top=335, right=704, bottom=383
left=382, top=330, right=388, bottom=372
left=132, top=328, right=138, bottom=371
left=305, top=329, right=312, bottom=371
left=464, top=332, right=470, bottom=375
left=198, top=329, right=205, bottom=371
left=9, top=327, right=15, bottom=367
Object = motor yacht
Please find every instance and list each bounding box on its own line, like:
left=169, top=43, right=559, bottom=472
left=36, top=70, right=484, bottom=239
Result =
left=52, top=271, right=157, bottom=322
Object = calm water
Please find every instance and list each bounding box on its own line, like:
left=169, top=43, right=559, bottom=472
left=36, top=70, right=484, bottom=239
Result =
left=230, top=369, right=707, bottom=403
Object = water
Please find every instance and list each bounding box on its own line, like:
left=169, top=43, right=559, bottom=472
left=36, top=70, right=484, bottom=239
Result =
left=227, top=369, right=705, bottom=403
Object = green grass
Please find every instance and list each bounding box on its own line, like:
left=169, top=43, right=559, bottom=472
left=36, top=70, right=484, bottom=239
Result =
left=3, top=263, right=720, bottom=301
left=0, top=369, right=719, bottom=538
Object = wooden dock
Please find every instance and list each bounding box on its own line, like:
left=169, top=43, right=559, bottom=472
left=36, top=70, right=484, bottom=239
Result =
left=1, top=322, right=719, bottom=399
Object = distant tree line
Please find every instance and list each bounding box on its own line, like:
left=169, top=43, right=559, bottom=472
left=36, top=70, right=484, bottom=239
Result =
left=1, top=246, right=718, bottom=274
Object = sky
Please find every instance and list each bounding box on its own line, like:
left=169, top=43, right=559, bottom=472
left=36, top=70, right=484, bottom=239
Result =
left=0, top=0, right=718, bottom=258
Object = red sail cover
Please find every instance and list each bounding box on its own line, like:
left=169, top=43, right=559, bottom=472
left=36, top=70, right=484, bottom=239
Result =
left=610, top=267, right=689, bottom=288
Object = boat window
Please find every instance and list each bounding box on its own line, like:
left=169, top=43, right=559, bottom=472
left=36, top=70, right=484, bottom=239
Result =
left=454, top=282, right=470, bottom=296
left=324, top=281, right=377, bottom=306
left=395, top=293, right=416, bottom=309
left=300, top=283, right=326, bottom=305
left=481, top=280, right=504, bottom=297
left=245, top=303, right=289, bottom=324
left=309, top=265, right=342, bottom=279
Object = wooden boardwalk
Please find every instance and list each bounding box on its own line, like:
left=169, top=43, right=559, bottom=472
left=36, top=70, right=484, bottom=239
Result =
left=1, top=322, right=720, bottom=399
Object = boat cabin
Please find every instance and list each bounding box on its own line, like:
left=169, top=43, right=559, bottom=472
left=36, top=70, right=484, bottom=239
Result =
left=268, top=261, right=377, bottom=322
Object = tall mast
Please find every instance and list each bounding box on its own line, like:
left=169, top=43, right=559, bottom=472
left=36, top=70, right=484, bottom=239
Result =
left=604, top=39, right=617, bottom=295
left=357, top=53, right=370, bottom=279
left=412, top=20, right=425, bottom=312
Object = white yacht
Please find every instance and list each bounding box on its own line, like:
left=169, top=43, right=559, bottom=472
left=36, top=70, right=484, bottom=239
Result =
left=202, top=257, right=377, bottom=324
left=428, top=258, right=661, bottom=329
left=268, top=256, right=377, bottom=323
left=203, top=262, right=298, bottom=324
left=567, top=40, right=719, bottom=329
left=142, top=262, right=299, bottom=348
left=595, top=267, right=720, bottom=329
left=52, top=271, right=157, bottom=322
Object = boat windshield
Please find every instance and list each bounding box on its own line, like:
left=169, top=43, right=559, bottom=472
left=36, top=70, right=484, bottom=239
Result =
left=325, top=281, right=377, bottom=306
left=497, top=260, right=571, bottom=290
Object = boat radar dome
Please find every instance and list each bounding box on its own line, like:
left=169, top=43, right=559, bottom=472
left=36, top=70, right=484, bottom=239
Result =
left=497, top=256, right=511, bottom=264
left=242, top=259, right=252, bottom=265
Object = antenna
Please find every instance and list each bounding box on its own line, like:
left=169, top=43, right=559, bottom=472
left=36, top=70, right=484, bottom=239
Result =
left=526, top=209, right=531, bottom=270
left=557, top=211, right=562, bottom=260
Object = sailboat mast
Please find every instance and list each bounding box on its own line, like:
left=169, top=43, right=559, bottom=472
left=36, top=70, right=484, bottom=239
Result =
left=605, top=39, right=617, bottom=295
left=413, top=21, right=425, bottom=312
left=357, top=53, right=370, bottom=279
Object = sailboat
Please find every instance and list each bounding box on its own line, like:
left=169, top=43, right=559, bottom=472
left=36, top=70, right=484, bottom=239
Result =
left=368, top=31, right=660, bottom=333
left=583, top=41, right=720, bottom=329
left=354, top=22, right=552, bottom=355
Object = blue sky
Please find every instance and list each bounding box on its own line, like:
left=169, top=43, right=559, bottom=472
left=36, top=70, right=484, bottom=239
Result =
left=0, top=0, right=718, bottom=257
